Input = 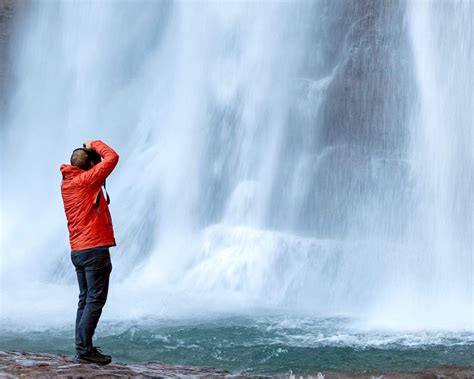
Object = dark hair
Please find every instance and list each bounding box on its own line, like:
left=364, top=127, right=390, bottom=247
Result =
left=70, top=148, right=101, bottom=170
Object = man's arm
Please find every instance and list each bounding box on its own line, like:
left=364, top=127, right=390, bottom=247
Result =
left=77, top=140, right=119, bottom=188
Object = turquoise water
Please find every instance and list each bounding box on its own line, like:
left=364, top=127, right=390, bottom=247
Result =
left=0, top=317, right=472, bottom=375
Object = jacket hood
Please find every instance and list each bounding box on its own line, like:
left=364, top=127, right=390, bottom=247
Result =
left=60, top=164, right=83, bottom=180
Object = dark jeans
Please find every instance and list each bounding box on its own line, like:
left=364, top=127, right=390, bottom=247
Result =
left=71, top=247, right=112, bottom=354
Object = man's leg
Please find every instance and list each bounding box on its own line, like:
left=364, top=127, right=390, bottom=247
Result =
left=71, top=252, right=88, bottom=353
left=75, top=250, right=112, bottom=354
left=75, top=269, right=88, bottom=350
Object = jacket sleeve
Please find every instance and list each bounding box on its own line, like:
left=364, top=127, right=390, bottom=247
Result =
left=77, top=140, right=119, bottom=188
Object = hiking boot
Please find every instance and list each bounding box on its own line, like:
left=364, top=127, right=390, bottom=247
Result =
left=92, top=346, right=112, bottom=361
left=74, top=346, right=112, bottom=365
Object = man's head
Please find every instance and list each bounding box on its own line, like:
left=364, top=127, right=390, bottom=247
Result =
left=70, top=148, right=101, bottom=170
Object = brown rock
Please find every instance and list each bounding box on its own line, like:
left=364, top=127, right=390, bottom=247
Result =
left=0, top=350, right=230, bottom=378
left=0, top=350, right=473, bottom=379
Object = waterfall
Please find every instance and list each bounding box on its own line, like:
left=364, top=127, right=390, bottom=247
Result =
left=0, top=1, right=471, bottom=330
left=399, top=0, right=473, bottom=327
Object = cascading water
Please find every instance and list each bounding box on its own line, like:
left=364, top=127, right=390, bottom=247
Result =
left=402, top=0, right=473, bottom=327
left=0, top=0, right=472, bottom=373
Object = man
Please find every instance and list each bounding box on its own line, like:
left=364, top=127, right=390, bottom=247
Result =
left=60, top=140, right=119, bottom=365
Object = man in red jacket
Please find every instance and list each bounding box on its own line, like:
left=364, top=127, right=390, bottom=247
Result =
left=60, top=140, right=119, bottom=365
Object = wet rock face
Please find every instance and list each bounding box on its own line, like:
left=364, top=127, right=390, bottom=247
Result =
left=265, top=0, right=417, bottom=239
left=0, top=2, right=14, bottom=64
left=0, top=0, right=15, bottom=110
left=317, top=0, right=415, bottom=153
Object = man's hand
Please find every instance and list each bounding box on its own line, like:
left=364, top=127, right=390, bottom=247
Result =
left=83, top=141, right=94, bottom=149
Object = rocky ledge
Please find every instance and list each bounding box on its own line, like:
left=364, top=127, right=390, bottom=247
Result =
left=0, top=350, right=230, bottom=378
left=0, top=350, right=473, bottom=379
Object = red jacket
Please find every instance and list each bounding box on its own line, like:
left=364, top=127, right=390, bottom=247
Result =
left=61, top=140, right=119, bottom=251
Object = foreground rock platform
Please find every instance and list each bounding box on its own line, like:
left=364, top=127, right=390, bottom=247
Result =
left=0, top=350, right=472, bottom=378
left=0, top=350, right=230, bottom=378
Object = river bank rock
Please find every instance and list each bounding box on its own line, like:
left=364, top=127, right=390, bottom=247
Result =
left=0, top=350, right=473, bottom=378
left=0, top=350, right=230, bottom=378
